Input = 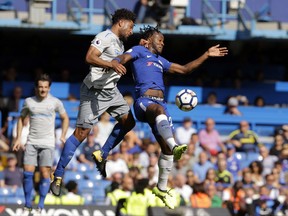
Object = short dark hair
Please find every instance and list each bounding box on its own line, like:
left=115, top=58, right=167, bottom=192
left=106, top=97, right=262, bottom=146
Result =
left=65, top=180, right=78, bottom=192
left=140, top=25, right=162, bottom=40
left=111, top=8, right=136, bottom=25
left=34, top=73, right=52, bottom=87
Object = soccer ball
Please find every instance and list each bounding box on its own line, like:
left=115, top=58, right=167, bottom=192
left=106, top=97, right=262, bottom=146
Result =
left=175, top=89, right=198, bottom=111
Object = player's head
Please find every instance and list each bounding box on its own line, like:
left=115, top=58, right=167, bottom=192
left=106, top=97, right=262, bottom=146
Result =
left=111, top=8, right=136, bottom=41
left=34, top=73, right=51, bottom=100
left=140, top=25, right=164, bottom=54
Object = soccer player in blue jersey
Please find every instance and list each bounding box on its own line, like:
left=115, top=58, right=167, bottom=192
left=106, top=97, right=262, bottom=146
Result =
left=111, top=25, right=228, bottom=209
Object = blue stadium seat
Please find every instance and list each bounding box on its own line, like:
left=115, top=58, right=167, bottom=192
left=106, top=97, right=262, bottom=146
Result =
left=63, top=170, right=83, bottom=184
left=78, top=179, right=97, bottom=194
left=76, top=163, right=92, bottom=172
left=83, top=170, right=102, bottom=181
left=246, top=152, right=261, bottom=163
left=5, top=197, right=25, bottom=204
left=15, top=187, right=24, bottom=198
left=0, top=188, right=15, bottom=197
left=235, top=152, right=246, bottom=161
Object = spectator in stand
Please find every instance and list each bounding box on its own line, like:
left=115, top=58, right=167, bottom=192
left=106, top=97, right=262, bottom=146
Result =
left=0, top=134, right=9, bottom=153
left=222, top=181, right=246, bottom=216
left=173, top=173, right=193, bottom=205
left=175, top=117, right=197, bottom=146
left=252, top=185, right=281, bottom=216
left=215, top=159, right=233, bottom=186
left=6, top=86, right=23, bottom=113
left=269, top=134, right=286, bottom=157
left=198, top=117, right=226, bottom=155
left=205, top=92, right=223, bottom=107
left=78, top=132, right=101, bottom=168
left=226, top=143, right=241, bottom=179
left=227, top=120, right=259, bottom=152
left=147, top=164, right=158, bottom=187
left=280, top=125, right=288, bottom=143
left=138, top=139, right=158, bottom=172
left=204, top=168, right=217, bottom=187
left=59, top=180, right=85, bottom=205
left=93, top=112, right=115, bottom=147
left=270, top=167, right=282, bottom=188
left=277, top=189, right=288, bottom=216
left=249, top=161, right=265, bottom=187
left=273, top=161, right=286, bottom=185
left=259, top=145, right=278, bottom=176
left=124, top=129, right=142, bottom=150
left=206, top=183, right=223, bottom=208
left=105, top=149, right=129, bottom=179
left=106, top=175, right=134, bottom=206
left=224, top=96, right=242, bottom=116
left=171, top=154, right=190, bottom=176
left=186, top=170, right=195, bottom=190
left=193, top=151, right=214, bottom=183
left=185, top=133, right=202, bottom=168
left=241, top=170, right=255, bottom=188
left=134, top=0, right=156, bottom=23
left=119, top=139, right=134, bottom=166
left=3, top=65, right=18, bottom=82
left=190, top=182, right=211, bottom=208
left=134, top=0, right=174, bottom=29
left=264, top=173, right=280, bottom=200
left=0, top=154, right=23, bottom=188
left=254, top=96, right=266, bottom=107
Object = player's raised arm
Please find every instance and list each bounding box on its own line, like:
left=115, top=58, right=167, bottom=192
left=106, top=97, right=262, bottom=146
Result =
left=168, top=44, right=228, bottom=74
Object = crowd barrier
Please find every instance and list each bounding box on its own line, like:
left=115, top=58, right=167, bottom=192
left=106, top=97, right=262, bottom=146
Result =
left=0, top=204, right=231, bottom=216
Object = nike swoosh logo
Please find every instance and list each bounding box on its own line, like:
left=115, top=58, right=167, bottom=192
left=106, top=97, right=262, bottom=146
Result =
left=147, top=55, right=152, bottom=58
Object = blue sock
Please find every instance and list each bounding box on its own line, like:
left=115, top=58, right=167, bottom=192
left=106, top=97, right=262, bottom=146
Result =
left=23, top=171, right=34, bottom=208
left=38, top=178, right=50, bottom=209
left=54, top=135, right=81, bottom=177
left=102, top=123, right=128, bottom=159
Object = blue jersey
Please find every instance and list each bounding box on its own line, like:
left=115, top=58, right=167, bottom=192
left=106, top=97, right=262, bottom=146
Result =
left=125, top=45, right=172, bottom=98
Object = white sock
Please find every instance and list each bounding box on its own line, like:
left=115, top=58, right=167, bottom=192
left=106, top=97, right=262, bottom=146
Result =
left=157, top=153, right=174, bottom=191
left=155, top=114, right=177, bottom=151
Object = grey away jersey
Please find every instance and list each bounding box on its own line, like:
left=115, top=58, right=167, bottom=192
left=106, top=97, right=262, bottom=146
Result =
left=83, top=29, right=124, bottom=89
left=20, top=94, right=66, bottom=147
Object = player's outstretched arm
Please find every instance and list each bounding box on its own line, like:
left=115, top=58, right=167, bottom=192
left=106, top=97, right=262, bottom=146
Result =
left=169, top=44, right=228, bottom=74
left=207, top=44, right=228, bottom=57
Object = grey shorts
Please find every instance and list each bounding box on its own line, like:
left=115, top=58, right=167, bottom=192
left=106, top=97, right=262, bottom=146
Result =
left=23, top=144, right=54, bottom=167
left=76, top=83, right=130, bottom=129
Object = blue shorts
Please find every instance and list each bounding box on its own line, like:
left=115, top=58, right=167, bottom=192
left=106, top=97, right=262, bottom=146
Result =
left=133, top=97, right=175, bottom=133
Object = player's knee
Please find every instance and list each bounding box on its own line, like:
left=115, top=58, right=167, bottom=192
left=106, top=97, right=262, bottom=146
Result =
left=74, top=127, right=90, bottom=142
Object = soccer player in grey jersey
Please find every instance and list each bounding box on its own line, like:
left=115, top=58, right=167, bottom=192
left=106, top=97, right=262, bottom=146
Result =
left=13, top=74, right=69, bottom=213
left=50, top=8, right=137, bottom=196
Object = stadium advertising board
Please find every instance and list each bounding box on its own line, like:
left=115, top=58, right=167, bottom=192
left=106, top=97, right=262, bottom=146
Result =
left=0, top=205, right=230, bottom=216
